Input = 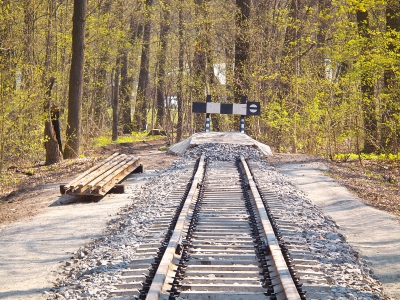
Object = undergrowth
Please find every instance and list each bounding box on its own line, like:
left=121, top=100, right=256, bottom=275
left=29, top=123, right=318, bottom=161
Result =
left=334, top=152, right=400, bottom=161
left=94, top=131, right=165, bottom=148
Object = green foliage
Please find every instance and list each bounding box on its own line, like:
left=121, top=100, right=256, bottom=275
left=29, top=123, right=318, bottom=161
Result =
left=334, top=152, right=400, bottom=161
left=24, top=169, right=35, bottom=176
left=158, top=145, right=169, bottom=151
left=1, top=0, right=400, bottom=170
left=94, top=131, right=165, bottom=148
left=0, top=176, right=20, bottom=186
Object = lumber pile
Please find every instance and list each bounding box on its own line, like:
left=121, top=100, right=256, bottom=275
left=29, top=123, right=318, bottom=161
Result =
left=60, top=153, right=142, bottom=196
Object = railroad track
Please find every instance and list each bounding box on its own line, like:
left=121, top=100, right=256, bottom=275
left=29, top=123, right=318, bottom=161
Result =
left=50, top=145, right=385, bottom=300
left=109, top=155, right=307, bottom=300
left=106, top=154, right=338, bottom=300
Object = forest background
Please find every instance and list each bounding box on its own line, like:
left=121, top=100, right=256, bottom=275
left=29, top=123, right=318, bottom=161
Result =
left=0, top=0, right=400, bottom=171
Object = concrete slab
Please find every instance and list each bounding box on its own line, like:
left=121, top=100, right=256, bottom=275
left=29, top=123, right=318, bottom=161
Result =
left=168, top=132, right=273, bottom=157
left=277, top=161, right=400, bottom=300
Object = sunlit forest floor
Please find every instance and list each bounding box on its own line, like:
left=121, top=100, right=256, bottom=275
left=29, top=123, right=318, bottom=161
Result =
left=0, top=137, right=174, bottom=225
left=327, top=159, right=400, bottom=217
left=0, top=137, right=399, bottom=225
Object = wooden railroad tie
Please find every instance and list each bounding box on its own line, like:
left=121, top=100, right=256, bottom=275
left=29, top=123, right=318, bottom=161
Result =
left=60, top=153, right=143, bottom=197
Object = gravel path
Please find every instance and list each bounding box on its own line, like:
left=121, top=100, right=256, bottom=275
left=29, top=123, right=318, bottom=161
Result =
left=0, top=172, right=156, bottom=300
left=276, top=159, right=400, bottom=299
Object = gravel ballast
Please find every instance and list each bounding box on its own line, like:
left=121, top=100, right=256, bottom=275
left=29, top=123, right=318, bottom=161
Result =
left=48, top=144, right=388, bottom=300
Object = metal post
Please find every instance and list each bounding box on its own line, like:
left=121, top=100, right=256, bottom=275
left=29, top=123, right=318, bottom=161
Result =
left=240, top=115, right=245, bottom=133
left=239, top=95, right=246, bottom=133
left=205, top=95, right=212, bottom=132
left=205, top=114, right=210, bottom=132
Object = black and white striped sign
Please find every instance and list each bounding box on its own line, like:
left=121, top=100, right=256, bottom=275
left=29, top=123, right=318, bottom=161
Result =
left=192, top=101, right=261, bottom=116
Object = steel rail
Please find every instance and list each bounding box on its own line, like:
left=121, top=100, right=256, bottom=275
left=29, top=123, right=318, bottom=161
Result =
left=145, top=154, right=206, bottom=300
left=141, top=156, right=302, bottom=300
left=247, top=160, right=332, bottom=299
left=240, top=155, right=301, bottom=300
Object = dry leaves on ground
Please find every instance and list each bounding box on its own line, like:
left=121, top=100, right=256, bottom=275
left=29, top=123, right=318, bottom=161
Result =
left=267, top=153, right=400, bottom=217
left=327, top=159, right=400, bottom=217
left=0, top=138, right=173, bottom=225
left=1, top=143, right=399, bottom=225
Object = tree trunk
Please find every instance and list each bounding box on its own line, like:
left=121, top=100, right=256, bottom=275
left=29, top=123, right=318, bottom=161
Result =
left=135, top=0, right=153, bottom=132
left=191, top=0, right=211, bottom=132
left=234, top=0, right=250, bottom=102
left=382, top=0, right=400, bottom=152
left=44, top=0, right=54, bottom=74
left=356, top=9, right=378, bottom=153
left=92, top=1, right=112, bottom=131
left=44, top=78, right=62, bottom=164
left=44, top=122, right=61, bottom=164
left=64, top=0, right=86, bottom=159
left=280, top=0, right=298, bottom=152
left=24, top=0, right=35, bottom=68
left=176, top=0, right=184, bottom=142
left=112, top=58, right=120, bottom=141
left=155, top=0, right=171, bottom=128
left=43, top=0, right=62, bottom=165
left=317, top=0, right=331, bottom=77
left=120, top=51, right=133, bottom=134
left=282, top=0, right=298, bottom=73
left=120, top=14, right=141, bottom=134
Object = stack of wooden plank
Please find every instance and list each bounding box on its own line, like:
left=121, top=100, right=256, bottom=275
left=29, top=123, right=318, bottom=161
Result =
left=60, top=153, right=142, bottom=196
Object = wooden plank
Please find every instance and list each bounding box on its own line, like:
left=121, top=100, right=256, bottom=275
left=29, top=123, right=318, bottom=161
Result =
left=63, top=152, right=120, bottom=192
left=94, top=157, right=139, bottom=195
left=93, top=157, right=141, bottom=196
left=87, top=156, right=131, bottom=188
left=96, top=157, right=139, bottom=189
left=73, top=159, right=129, bottom=195
left=62, top=153, right=120, bottom=194
left=61, top=154, right=141, bottom=197
left=69, top=154, right=128, bottom=193
left=76, top=154, right=127, bottom=187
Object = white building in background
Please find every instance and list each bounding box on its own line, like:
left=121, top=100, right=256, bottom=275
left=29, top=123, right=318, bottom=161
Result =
left=213, top=63, right=226, bottom=85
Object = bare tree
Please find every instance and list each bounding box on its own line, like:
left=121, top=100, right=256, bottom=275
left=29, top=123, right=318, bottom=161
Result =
left=155, top=0, right=171, bottom=129
left=176, top=0, right=184, bottom=141
left=191, top=0, right=209, bottom=132
left=64, top=0, right=87, bottom=159
left=120, top=50, right=133, bottom=134
left=356, top=7, right=378, bottom=153
left=234, top=0, right=250, bottom=102
left=382, top=0, right=400, bottom=152
left=135, top=0, right=153, bottom=131
left=43, top=0, right=62, bottom=164
left=121, top=15, right=139, bottom=134
left=112, top=57, right=120, bottom=141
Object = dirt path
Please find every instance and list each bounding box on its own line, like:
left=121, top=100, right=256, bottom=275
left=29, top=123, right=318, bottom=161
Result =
left=0, top=150, right=175, bottom=300
left=0, top=190, right=135, bottom=299
left=0, top=139, right=174, bottom=225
